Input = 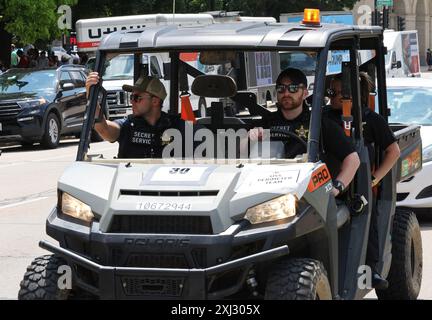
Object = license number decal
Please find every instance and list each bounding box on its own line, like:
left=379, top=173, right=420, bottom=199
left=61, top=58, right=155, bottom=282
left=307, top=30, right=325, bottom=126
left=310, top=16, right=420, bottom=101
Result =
left=137, top=202, right=192, bottom=211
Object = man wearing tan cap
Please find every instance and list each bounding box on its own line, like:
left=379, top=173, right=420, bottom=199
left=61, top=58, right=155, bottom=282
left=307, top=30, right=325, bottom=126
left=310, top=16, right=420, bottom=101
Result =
left=86, top=71, right=189, bottom=158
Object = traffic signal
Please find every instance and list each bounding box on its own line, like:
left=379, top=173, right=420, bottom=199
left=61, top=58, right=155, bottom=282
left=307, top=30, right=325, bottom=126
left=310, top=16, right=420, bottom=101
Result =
left=383, top=7, right=389, bottom=29
left=397, top=16, right=406, bottom=31
left=371, top=10, right=383, bottom=27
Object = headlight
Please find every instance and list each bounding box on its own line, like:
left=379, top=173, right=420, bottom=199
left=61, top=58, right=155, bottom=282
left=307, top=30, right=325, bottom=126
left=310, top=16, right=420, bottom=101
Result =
left=423, top=144, right=432, bottom=163
left=61, top=192, right=94, bottom=223
left=18, top=98, right=46, bottom=109
left=245, top=194, right=297, bottom=225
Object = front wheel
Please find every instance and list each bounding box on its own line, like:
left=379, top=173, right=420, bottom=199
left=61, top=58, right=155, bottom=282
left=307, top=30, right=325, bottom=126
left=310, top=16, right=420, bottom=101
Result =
left=18, top=255, right=71, bottom=300
left=265, top=258, right=332, bottom=300
left=376, top=208, right=422, bottom=300
left=41, top=113, right=60, bottom=149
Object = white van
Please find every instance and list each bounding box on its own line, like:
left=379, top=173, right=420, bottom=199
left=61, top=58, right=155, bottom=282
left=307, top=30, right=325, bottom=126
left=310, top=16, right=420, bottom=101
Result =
left=384, top=30, right=421, bottom=78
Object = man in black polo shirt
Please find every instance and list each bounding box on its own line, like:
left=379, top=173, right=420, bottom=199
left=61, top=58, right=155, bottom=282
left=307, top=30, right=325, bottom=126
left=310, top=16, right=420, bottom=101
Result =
left=251, top=68, right=360, bottom=197
left=325, top=72, right=401, bottom=289
left=86, top=72, right=190, bottom=159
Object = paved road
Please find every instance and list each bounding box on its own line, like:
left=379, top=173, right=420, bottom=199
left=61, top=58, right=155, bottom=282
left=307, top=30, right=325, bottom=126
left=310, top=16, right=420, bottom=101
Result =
left=0, top=139, right=431, bottom=300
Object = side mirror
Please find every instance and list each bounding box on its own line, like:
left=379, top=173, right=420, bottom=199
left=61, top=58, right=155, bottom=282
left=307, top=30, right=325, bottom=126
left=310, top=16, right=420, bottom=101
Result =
left=61, top=82, right=75, bottom=91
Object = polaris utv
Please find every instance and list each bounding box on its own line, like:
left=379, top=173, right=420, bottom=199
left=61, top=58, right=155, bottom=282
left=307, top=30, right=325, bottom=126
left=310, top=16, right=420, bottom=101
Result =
left=19, top=11, right=423, bottom=300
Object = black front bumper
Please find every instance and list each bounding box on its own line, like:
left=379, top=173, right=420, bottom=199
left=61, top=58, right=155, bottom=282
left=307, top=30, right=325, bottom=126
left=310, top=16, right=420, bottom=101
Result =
left=40, top=240, right=289, bottom=300
left=0, top=115, right=44, bottom=142
left=43, top=206, right=319, bottom=299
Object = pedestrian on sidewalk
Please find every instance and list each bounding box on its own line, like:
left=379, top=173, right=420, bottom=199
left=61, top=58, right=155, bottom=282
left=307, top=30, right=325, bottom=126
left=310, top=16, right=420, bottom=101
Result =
left=427, top=48, right=432, bottom=71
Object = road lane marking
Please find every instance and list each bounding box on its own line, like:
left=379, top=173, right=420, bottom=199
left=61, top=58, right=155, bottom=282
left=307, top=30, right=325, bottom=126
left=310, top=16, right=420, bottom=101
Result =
left=0, top=146, right=116, bottom=169
left=0, top=197, right=49, bottom=210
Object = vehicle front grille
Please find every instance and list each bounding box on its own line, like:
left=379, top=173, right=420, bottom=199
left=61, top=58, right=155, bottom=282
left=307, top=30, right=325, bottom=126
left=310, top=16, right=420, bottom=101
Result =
left=125, top=253, right=188, bottom=268
left=106, top=90, right=131, bottom=112
left=397, top=193, right=409, bottom=202
left=0, top=102, right=21, bottom=119
left=121, top=276, right=184, bottom=297
left=120, top=190, right=219, bottom=197
left=109, top=215, right=213, bottom=234
left=416, top=185, right=432, bottom=200
left=401, top=176, right=415, bottom=183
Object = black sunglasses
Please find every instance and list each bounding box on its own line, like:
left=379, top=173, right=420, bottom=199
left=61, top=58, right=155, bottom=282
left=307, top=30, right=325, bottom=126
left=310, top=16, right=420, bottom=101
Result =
left=326, top=88, right=342, bottom=98
left=130, top=93, right=153, bottom=102
left=276, top=83, right=304, bottom=94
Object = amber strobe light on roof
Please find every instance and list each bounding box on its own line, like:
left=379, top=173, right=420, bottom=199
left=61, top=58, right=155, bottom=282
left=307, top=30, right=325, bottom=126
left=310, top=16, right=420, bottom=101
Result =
left=302, top=8, right=321, bottom=26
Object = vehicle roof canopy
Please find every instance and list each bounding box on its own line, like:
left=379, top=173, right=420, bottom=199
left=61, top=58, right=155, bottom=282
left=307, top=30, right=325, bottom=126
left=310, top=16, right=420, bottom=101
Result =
left=98, top=22, right=383, bottom=52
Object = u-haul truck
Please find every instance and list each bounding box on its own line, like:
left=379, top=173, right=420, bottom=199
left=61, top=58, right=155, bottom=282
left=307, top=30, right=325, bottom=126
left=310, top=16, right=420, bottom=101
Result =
left=76, top=14, right=215, bottom=119
left=76, top=13, right=215, bottom=52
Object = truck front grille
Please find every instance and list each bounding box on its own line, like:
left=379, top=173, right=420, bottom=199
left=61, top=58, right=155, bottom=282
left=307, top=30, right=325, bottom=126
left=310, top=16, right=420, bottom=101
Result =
left=106, top=91, right=131, bottom=116
left=125, top=253, right=188, bottom=268
left=121, top=276, right=184, bottom=297
left=0, top=102, right=21, bottom=119
left=109, top=215, right=213, bottom=234
left=120, top=190, right=219, bottom=197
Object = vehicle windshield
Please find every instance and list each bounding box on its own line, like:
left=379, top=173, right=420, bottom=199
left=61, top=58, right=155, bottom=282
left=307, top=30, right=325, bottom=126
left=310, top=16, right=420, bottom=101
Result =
left=87, top=49, right=326, bottom=163
left=0, top=69, right=57, bottom=94
left=387, top=87, right=432, bottom=125
left=102, top=54, right=134, bottom=81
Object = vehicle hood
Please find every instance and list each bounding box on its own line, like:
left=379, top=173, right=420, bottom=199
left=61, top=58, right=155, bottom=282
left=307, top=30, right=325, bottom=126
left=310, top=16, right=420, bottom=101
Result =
left=58, top=161, right=316, bottom=234
left=102, top=79, right=133, bottom=90
left=420, top=126, right=432, bottom=148
left=0, top=91, right=55, bottom=102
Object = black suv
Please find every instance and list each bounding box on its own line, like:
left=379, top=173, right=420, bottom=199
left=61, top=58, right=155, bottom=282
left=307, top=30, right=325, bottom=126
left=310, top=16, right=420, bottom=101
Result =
left=0, top=65, right=88, bottom=148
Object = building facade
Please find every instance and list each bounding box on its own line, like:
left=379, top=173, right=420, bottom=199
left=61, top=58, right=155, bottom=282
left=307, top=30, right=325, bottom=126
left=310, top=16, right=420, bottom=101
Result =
left=353, top=0, right=431, bottom=64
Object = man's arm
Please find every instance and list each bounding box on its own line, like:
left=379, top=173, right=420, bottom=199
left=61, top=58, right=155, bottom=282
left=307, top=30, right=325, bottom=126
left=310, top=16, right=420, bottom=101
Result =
left=372, top=142, right=400, bottom=185
left=86, top=72, right=121, bottom=142
left=334, top=151, right=360, bottom=196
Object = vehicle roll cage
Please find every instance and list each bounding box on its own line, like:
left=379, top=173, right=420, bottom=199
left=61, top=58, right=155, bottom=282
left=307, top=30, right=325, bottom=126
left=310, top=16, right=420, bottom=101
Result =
left=78, top=25, right=387, bottom=164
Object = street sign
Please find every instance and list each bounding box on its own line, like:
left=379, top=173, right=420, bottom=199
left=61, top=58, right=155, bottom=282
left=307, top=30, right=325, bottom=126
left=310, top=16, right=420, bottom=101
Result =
left=377, top=0, right=393, bottom=7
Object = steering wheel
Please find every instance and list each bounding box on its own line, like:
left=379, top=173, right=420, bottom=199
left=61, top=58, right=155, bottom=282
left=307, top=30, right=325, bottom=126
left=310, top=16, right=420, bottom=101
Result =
left=270, top=127, right=308, bottom=156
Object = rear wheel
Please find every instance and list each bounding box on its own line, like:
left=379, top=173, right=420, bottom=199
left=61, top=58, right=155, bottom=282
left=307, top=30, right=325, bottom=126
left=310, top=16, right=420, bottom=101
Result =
left=265, top=258, right=332, bottom=300
left=376, top=208, right=422, bottom=300
left=41, top=113, right=60, bottom=149
left=18, top=255, right=71, bottom=300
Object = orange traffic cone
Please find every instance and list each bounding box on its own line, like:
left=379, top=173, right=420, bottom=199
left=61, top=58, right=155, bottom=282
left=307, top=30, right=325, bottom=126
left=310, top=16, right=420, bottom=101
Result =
left=180, top=94, right=196, bottom=124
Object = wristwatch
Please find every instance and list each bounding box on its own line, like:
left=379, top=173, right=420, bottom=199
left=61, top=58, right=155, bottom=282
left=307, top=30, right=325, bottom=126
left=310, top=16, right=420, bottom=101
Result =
left=371, top=175, right=380, bottom=187
left=333, top=180, right=346, bottom=194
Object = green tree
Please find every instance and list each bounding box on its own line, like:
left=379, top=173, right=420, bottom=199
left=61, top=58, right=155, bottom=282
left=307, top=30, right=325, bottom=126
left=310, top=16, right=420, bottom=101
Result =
left=0, top=0, right=77, bottom=67
left=71, top=0, right=357, bottom=21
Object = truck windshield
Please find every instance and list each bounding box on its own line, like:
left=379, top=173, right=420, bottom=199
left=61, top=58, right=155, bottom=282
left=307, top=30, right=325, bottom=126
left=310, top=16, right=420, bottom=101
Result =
left=280, top=51, right=317, bottom=76
left=0, top=69, right=57, bottom=94
left=103, top=54, right=134, bottom=81
left=387, top=87, right=432, bottom=125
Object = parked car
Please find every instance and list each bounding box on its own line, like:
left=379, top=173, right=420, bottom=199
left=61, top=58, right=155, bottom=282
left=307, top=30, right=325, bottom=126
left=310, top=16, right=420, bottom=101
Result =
left=0, top=65, right=88, bottom=148
left=387, top=77, right=432, bottom=213
left=50, top=46, right=68, bottom=61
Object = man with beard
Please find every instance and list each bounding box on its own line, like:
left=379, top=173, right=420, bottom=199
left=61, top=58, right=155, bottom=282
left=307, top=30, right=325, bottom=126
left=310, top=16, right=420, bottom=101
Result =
left=86, top=72, right=194, bottom=159
left=250, top=68, right=360, bottom=197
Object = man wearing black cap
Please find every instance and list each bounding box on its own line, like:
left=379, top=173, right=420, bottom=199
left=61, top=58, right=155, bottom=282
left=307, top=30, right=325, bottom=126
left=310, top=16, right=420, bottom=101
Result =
left=86, top=72, right=189, bottom=159
left=251, top=68, right=360, bottom=197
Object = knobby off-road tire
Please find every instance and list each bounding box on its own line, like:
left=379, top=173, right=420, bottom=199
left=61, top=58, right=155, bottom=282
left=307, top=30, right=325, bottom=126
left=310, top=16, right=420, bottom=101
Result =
left=376, top=208, right=422, bottom=300
left=265, top=258, right=332, bottom=300
left=18, top=255, right=71, bottom=300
